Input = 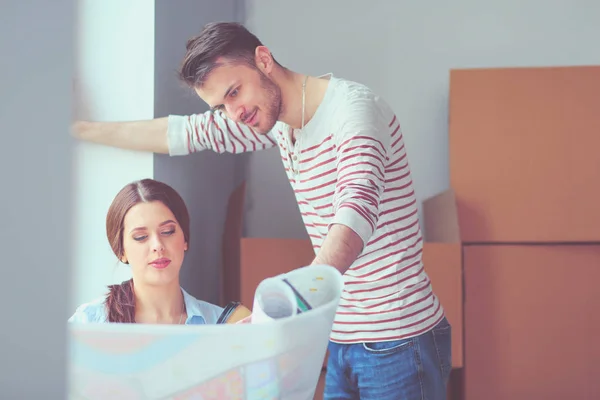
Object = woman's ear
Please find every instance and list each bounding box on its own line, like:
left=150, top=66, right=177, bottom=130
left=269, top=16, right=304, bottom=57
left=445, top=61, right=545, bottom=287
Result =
left=184, top=241, right=188, bottom=251
left=120, top=254, right=128, bottom=264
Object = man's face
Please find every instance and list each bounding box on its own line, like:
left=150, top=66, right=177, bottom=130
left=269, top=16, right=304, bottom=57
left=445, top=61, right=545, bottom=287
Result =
left=196, top=61, right=281, bottom=134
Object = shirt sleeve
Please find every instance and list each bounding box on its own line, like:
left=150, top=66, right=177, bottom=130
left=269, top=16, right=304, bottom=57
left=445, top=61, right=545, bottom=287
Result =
left=68, top=300, right=107, bottom=323
left=195, top=301, right=224, bottom=324
left=167, top=110, right=278, bottom=156
left=330, top=96, right=391, bottom=247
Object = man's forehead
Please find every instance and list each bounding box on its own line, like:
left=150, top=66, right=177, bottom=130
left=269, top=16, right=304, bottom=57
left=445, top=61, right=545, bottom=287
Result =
left=196, top=63, right=247, bottom=104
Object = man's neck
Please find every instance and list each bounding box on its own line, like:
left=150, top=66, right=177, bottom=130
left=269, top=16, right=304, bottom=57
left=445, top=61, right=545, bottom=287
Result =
left=273, top=69, right=329, bottom=130
left=134, top=281, right=185, bottom=323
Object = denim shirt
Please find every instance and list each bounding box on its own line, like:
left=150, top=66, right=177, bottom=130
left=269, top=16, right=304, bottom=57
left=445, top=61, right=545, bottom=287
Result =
left=68, top=287, right=224, bottom=325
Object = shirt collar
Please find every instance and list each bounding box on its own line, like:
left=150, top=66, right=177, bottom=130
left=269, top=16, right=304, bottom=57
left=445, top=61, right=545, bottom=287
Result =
left=181, top=287, right=206, bottom=324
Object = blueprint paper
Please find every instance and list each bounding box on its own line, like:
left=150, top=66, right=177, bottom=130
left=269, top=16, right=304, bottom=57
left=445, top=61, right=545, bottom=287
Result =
left=68, top=264, right=343, bottom=399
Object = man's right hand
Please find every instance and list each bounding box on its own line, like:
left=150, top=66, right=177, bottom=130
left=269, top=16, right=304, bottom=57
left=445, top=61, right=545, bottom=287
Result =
left=70, top=120, right=90, bottom=140
left=70, top=118, right=170, bottom=154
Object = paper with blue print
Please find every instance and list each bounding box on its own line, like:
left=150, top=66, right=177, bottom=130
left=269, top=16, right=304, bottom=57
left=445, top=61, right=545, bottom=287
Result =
left=68, top=264, right=343, bottom=400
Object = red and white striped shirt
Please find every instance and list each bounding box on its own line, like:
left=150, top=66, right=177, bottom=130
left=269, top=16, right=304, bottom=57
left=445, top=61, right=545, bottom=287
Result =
left=167, top=74, right=444, bottom=344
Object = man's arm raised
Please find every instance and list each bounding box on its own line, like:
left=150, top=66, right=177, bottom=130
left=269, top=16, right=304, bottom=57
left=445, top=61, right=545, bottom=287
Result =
left=71, top=112, right=279, bottom=156
left=72, top=118, right=170, bottom=154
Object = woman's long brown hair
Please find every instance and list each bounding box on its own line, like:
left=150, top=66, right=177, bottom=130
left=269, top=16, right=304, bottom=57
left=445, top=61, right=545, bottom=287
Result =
left=104, top=179, right=190, bottom=323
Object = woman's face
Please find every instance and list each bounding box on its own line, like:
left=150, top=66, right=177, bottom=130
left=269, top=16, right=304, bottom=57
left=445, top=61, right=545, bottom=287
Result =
left=121, top=200, right=188, bottom=287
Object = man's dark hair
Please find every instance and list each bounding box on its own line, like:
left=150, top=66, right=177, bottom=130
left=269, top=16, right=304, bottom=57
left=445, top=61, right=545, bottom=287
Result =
left=179, top=22, right=270, bottom=88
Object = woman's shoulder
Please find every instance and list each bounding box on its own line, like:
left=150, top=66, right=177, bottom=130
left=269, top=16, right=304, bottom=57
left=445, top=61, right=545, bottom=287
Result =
left=182, top=289, right=224, bottom=325
left=68, top=295, right=108, bottom=323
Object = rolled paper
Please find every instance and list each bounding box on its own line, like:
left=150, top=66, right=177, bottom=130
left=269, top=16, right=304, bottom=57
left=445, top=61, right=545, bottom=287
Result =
left=251, top=277, right=298, bottom=323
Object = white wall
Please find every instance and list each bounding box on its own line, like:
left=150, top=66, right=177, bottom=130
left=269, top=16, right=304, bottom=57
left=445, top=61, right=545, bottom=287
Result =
left=72, top=0, right=245, bottom=309
left=71, top=0, right=155, bottom=310
left=242, top=0, right=600, bottom=239
left=0, top=1, right=73, bottom=397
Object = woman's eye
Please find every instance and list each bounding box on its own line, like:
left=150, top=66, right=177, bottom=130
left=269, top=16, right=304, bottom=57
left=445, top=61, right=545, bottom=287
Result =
left=162, top=229, right=175, bottom=236
left=133, top=235, right=147, bottom=242
left=230, top=88, right=238, bottom=97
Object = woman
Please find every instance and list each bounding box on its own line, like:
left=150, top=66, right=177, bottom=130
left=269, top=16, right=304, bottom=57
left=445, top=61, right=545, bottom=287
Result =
left=69, top=178, right=224, bottom=324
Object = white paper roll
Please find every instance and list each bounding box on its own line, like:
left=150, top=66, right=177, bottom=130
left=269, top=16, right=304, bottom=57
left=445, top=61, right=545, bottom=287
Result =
left=251, top=277, right=298, bottom=323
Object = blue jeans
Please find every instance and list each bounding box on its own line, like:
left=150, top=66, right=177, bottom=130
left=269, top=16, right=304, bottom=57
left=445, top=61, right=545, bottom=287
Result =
left=324, top=317, right=452, bottom=399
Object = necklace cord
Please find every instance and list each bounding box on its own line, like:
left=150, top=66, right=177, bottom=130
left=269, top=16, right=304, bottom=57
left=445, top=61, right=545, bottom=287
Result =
left=301, top=75, right=309, bottom=129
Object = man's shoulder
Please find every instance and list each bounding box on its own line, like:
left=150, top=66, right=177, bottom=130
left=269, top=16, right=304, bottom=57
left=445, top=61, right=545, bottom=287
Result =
left=328, top=75, right=390, bottom=110
left=328, top=75, right=394, bottom=128
left=330, top=75, right=377, bottom=99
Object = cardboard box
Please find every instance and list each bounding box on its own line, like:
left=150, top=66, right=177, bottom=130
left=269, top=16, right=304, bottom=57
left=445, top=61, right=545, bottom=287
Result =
left=423, top=189, right=464, bottom=369
left=463, top=244, right=600, bottom=400
left=449, top=66, right=600, bottom=243
left=238, top=238, right=314, bottom=308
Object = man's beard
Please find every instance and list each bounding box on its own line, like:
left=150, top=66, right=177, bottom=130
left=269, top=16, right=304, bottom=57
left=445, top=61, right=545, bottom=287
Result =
left=255, top=71, right=282, bottom=135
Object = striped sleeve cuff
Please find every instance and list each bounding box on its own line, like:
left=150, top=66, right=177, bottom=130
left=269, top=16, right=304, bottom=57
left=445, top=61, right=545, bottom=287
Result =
left=330, top=205, right=375, bottom=247
left=166, top=115, right=190, bottom=156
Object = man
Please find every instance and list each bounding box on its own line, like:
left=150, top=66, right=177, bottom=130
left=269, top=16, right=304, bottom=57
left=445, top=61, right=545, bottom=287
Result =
left=73, top=22, right=451, bottom=399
